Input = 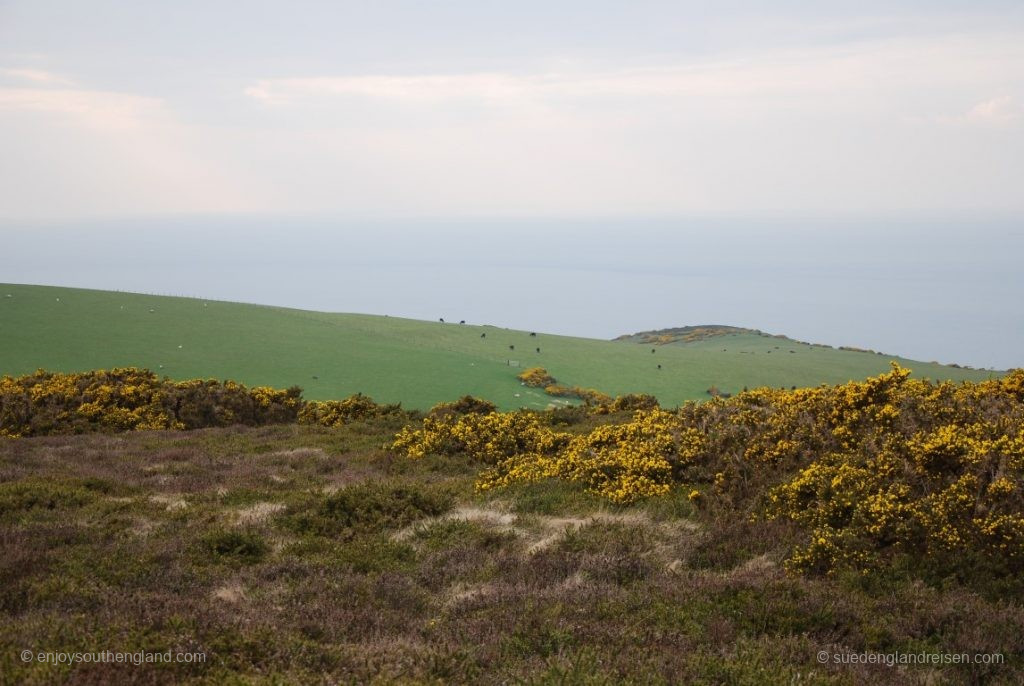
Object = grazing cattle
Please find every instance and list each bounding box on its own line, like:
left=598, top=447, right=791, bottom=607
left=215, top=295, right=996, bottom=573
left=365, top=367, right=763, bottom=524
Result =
left=657, top=364, right=662, bottom=370
left=530, top=332, right=537, bottom=337
left=509, top=345, right=515, bottom=350
left=480, top=333, right=486, bottom=338
left=651, top=348, right=656, bottom=353
left=536, top=347, right=540, bottom=353
left=459, top=320, right=465, bottom=324
left=439, top=318, right=444, bottom=322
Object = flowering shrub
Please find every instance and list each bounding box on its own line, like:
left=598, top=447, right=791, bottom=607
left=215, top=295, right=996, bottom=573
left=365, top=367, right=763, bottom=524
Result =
left=478, top=408, right=706, bottom=504
left=517, top=367, right=557, bottom=388
left=0, top=368, right=302, bottom=437
left=391, top=364, right=1024, bottom=579
left=426, top=395, right=496, bottom=418
left=391, top=410, right=566, bottom=463
left=297, top=393, right=403, bottom=427
left=542, top=384, right=613, bottom=407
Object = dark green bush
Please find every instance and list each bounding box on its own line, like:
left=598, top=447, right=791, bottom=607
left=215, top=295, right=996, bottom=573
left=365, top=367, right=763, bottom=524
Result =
left=200, top=529, right=269, bottom=564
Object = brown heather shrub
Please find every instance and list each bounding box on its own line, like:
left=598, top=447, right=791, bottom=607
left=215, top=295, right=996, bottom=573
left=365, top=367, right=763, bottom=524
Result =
left=427, top=395, right=497, bottom=418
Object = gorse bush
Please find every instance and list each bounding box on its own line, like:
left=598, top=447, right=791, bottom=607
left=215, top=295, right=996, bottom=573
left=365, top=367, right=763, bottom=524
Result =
left=0, top=368, right=407, bottom=437
left=0, top=368, right=303, bottom=437
left=516, top=367, right=557, bottom=388
left=543, top=384, right=613, bottom=407
left=297, top=393, right=404, bottom=427
left=427, top=395, right=497, bottom=418
left=392, top=365, right=1024, bottom=581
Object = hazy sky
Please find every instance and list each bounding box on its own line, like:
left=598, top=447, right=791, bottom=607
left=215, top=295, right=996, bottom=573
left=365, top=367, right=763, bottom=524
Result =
left=1, top=1, right=1023, bottom=219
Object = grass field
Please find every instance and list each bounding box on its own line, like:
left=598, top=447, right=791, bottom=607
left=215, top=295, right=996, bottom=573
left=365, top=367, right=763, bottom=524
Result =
left=0, top=283, right=1000, bottom=410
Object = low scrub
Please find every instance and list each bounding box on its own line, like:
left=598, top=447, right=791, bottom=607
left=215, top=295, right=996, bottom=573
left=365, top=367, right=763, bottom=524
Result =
left=393, top=365, right=1024, bottom=585
left=286, top=482, right=454, bottom=538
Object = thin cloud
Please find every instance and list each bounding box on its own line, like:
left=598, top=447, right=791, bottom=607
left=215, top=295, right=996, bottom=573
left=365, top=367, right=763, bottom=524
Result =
left=965, top=95, right=1022, bottom=124
left=243, top=34, right=1024, bottom=110
left=1, top=67, right=75, bottom=86
left=0, top=87, right=165, bottom=131
left=933, top=95, right=1023, bottom=127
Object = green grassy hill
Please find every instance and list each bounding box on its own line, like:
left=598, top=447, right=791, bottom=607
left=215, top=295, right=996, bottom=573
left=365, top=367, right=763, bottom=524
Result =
left=0, top=283, right=1001, bottom=410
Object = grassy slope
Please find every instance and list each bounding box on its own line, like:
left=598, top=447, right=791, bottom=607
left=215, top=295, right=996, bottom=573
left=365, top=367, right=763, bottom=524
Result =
left=0, top=283, right=1000, bottom=410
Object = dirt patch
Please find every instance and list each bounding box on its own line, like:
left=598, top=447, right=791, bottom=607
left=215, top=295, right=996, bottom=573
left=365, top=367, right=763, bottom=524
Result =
left=235, top=502, right=286, bottom=525
left=392, top=505, right=519, bottom=541
left=270, top=447, right=325, bottom=459
left=150, top=494, right=188, bottom=511
left=212, top=584, right=246, bottom=604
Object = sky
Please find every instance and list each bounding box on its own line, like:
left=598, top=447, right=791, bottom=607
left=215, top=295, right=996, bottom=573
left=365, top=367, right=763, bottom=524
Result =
left=1, top=0, right=1022, bottom=219
left=1, top=2, right=1022, bottom=368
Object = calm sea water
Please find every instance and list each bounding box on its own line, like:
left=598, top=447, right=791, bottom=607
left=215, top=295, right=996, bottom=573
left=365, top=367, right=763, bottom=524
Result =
left=3, top=215, right=1022, bottom=370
